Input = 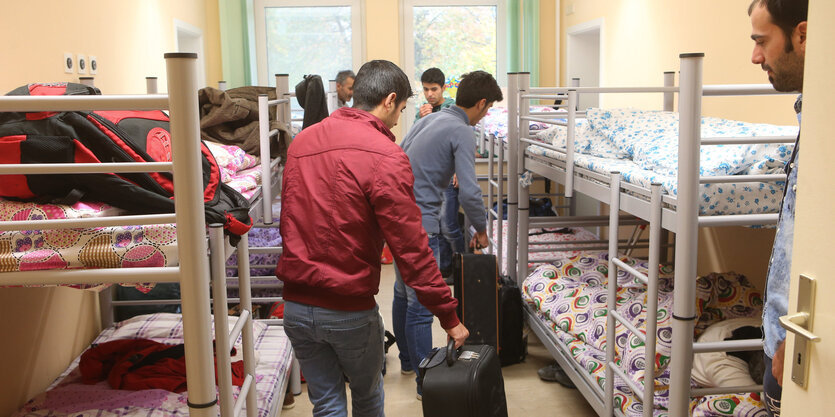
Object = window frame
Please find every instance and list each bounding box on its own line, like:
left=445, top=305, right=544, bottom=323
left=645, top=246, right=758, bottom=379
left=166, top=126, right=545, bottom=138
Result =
left=400, top=0, right=507, bottom=128
left=253, top=0, right=365, bottom=86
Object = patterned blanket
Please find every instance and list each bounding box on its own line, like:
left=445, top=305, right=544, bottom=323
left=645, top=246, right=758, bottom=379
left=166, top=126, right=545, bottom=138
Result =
left=14, top=313, right=292, bottom=417
left=523, top=252, right=765, bottom=417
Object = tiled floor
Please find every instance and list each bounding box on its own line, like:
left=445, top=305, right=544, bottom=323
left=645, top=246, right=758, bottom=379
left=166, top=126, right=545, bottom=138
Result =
left=280, top=263, right=597, bottom=416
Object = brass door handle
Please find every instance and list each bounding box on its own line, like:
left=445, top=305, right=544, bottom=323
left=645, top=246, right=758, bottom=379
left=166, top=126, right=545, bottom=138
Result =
left=779, top=312, right=821, bottom=342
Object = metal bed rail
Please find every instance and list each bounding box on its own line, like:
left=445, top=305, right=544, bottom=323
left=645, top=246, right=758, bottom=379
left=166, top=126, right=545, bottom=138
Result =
left=0, top=54, right=220, bottom=417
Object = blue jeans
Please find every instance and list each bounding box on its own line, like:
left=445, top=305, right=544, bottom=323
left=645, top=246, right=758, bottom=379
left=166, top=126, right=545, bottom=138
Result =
left=439, top=183, right=466, bottom=271
left=283, top=301, right=385, bottom=417
left=392, top=233, right=441, bottom=393
left=763, top=353, right=782, bottom=417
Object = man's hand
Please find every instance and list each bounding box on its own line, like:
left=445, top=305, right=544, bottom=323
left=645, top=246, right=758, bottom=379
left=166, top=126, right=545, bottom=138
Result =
left=469, top=231, right=489, bottom=251
left=445, top=322, right=469, bottom=349
left=773, top=339, right=786, bottom=386
left=419, top=103, right=433, bottom=118
left=452, top=174, right=459, bottom=188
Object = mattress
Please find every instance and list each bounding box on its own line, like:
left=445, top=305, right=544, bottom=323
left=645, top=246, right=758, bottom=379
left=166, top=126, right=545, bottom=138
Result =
left=477, top=105, right=563, bottom=141
left=527, top=108, right=797, bottom=216
left=491, top=220, right=599, bottom=275
left=14, top=313, right=293, bottom=417
left=0, top=143, right=276, bottom=291
left=522, top=251, right=765, bottom=417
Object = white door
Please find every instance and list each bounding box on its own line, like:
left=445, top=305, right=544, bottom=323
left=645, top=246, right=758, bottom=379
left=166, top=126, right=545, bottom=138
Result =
left=780, top=0, right=835, bottom=414
left=566, top=19, right=602, bottom=110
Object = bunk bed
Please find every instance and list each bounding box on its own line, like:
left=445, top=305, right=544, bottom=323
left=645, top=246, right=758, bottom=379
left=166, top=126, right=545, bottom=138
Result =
left=0, top=54, right=296, bottom=417
left=504, top=54, right=797, bottom=417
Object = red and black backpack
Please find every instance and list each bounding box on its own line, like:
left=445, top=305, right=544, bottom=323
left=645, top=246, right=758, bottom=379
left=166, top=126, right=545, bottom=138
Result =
left=0, top=82, right=252, bottom=240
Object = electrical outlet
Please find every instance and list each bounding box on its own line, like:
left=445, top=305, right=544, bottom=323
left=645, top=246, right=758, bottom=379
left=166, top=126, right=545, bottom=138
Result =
left=63, top=53, right=74, bottom=74
left=77, top=54, right=87, bottom=75
left=89, top=56, right=98, bottom=75
left=567, top=2, right=575, bottom=15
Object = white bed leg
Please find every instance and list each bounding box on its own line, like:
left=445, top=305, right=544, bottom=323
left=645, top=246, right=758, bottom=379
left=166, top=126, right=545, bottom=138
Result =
left=290, top=355, right=302, bottom=395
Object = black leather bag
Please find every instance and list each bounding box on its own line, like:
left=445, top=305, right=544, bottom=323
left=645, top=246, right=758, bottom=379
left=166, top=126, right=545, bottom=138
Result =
left=419, top=341, right=508, bottom=417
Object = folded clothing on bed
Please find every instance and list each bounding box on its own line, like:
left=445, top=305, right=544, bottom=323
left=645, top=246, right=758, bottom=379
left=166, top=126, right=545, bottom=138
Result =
left=79, top=338, right=246, bottom=392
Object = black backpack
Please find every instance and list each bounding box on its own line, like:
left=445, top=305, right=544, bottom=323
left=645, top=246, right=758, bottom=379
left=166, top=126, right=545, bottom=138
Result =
left=0, top=82, right=252, bottom=240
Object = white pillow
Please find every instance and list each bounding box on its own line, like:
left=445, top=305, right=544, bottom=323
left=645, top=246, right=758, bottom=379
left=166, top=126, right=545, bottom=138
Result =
left=109, top=312, right=267, bottom=342
left=691, top=317, right=762, bottom=388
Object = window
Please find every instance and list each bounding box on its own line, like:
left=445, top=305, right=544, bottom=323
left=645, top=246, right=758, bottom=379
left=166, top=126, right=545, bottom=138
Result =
left=254, top=0, right=363, bottom=105
left=402, top=0, right=506, bottom=126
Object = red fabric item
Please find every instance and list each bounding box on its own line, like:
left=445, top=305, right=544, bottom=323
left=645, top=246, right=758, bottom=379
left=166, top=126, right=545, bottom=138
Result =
left=275, top=107, right=459, bottom=329
left=380, top=243, right=393, bottom=264
left=79, top=338, right=246, bottom=392
left=268, top=301, right=285, bottom=319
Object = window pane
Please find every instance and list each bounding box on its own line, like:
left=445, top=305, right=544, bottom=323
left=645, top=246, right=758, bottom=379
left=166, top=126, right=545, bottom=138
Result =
left=265, top=6, right=352, bottom=107
left=413, top=6, right=497, bottom=96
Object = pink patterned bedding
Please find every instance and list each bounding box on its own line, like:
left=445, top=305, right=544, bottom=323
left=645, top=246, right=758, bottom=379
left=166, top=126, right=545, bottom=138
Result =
left=14, top=313, right=293, bottom=417
left=491, top=220, right=599, bottom=275
left=0, top=143, right=273, bottom=289
left=523, top=252, right=765, bottom=417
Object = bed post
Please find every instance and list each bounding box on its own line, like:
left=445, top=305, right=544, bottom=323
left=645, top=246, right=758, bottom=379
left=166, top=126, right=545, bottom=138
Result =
left=236, top=233, right=259, bottom=417
left=146, top=77, right=158, bottom=94
left=669, top=53, right=704, bottom=417
left=209, top=224, right=235, bottom=416
left=164, top=52, right=217, bottom=417
left=258, top=94, right=273, bottom=225
left=643, top=183, right=663, bottom=416
left=663, top=71, right=675, bottom=112
left=487, top=121, right=496, bottom=256
left=568, top=78, right=580, bottom=215
left=99, top=287, right=114, bottom=329
left=516, top=72, right=531, bottom=282
left=275, top=74, right=291, bottom=132
left=605, top=172, right=621, bottom=417
left=506, top=73, right=519, bottom=282
left=328, top=79, right=338, bottom=114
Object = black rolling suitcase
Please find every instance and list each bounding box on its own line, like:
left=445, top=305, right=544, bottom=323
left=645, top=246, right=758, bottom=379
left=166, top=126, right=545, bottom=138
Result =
left=419, top=341, right=508, bottom=417
left=453, top=253, right=527, bottom=366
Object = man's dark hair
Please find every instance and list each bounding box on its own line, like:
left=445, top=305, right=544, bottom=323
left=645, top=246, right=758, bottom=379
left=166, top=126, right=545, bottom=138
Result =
left=336, top=70, right=355, bottom=85
left=748, top=0, right=808, bottom=52
left=455, top=71, right=503, bottom=108
left=352, top=60, right=414, bottom=111
left=420, top=67, right=446, bottom=86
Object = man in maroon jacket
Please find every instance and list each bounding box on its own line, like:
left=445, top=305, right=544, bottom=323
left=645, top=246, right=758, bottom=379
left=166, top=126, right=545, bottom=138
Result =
left=276, top=60, right=469, bottom=416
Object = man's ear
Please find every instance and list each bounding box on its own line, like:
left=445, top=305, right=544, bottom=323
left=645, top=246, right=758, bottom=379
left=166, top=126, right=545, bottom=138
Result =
left=478, top=98, right=488, bottom=111
left=384, top=92, right=397, bottom=110
left=796, top=21, right=807, bottom=54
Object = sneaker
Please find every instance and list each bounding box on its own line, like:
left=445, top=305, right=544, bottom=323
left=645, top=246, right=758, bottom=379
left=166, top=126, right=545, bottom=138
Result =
left=537, top=363, right=576, bottom=388
left=401, top=367, right=415, bottom=375
left=282, top=393, right=296, bottom=410
left=416, top=393, right=422, bottom=401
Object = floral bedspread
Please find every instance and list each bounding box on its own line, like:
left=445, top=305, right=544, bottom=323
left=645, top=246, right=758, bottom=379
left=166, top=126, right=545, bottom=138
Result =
left=523, top=251, right=765, bottom=416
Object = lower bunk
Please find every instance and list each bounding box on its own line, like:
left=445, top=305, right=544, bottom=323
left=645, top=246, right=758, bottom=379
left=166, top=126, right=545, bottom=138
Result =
left=522, top=251, right=766, bottom=417
left=14, top=313, right=293, bottom=417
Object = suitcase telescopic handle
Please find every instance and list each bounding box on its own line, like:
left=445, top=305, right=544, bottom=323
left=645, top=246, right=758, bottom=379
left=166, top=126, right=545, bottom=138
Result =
left=445, top=339, right=458, bottom=366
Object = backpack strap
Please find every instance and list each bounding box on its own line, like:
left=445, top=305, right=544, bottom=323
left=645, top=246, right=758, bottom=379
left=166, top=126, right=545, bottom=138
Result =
left=224, top=211, right=253, bottom=236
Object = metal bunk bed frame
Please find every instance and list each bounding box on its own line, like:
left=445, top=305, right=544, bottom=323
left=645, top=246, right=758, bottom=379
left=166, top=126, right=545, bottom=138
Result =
left=0, top=54, right=291, bottom=417
left=507, top=54, right=796, bottom=417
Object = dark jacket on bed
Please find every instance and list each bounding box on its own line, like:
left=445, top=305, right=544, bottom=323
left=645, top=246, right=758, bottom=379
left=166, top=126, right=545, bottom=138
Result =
left=276, top=107, right=460, bottom=329
left=198, top=86, right=289, bottom=159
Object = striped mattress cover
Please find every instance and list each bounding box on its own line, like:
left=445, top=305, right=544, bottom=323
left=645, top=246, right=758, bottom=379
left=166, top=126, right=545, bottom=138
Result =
left=13, top=313, right=293, bottom=417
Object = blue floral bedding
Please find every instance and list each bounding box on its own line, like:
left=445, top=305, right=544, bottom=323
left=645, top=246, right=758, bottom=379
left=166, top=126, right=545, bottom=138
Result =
left=531, top=108, right=798, bottom=215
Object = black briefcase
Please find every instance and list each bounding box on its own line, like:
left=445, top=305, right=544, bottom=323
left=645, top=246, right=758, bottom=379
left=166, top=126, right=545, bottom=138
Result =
left=453, top=253, right=527, bottom=366
left=419, top=341, right=508, bottom=417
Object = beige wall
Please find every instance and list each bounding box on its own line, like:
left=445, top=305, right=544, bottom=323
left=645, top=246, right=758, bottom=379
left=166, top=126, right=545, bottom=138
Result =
left=1, top=0, right=222, bottom=94
left=558, top=0, right=797, bottom=125
left=0, top=287, right=101, bottom=416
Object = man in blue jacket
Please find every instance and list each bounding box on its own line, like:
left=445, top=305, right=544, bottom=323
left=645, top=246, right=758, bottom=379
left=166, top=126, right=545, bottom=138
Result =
left=393, top=70, right=502, bottom=399
left=749, top=0, right=807, bottom=415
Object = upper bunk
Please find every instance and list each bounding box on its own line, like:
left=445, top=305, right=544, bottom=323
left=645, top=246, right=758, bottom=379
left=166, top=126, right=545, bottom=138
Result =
left=508, top=54, right=798, bottom=234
